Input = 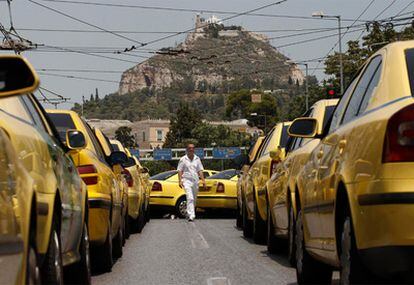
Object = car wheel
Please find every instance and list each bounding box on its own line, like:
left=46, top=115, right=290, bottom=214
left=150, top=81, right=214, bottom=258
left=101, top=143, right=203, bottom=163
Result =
left=136, top=205, right=146, bottom=233
left=145, top=203, right=151, bottom=223
left=175, top=196, right=187, bottom=219
left=112, top=221, right=123, bottom=259
left=124, top=209, right=130, bottom=240
left=267, top=200, right=284, bottom=254
left=340, top=215, right=369, bottom=284
left=242, top=202, right=253, bottom=238
left=93, top=221, right=113, bottom=273
left=26, top=242, right=40, bottom=285
left=296, top=209, right=332, bottom=284
left=41, top=217, right=64, bottom=285
left=236, top=202, right=243, bottom=229
left=287, top=205, right=296, bottom=266
left=65, top=223, right=91, bottom=285
left=253, top=197, right=266, bottom=244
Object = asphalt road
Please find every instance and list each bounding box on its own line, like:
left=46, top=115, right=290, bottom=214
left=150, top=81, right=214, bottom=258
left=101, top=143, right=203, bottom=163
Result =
left=92, top=218, right=296, bottom=285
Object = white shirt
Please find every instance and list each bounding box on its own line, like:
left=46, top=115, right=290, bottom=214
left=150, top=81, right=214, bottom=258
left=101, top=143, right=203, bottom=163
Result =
left=177, top=154, right=204, bottom=182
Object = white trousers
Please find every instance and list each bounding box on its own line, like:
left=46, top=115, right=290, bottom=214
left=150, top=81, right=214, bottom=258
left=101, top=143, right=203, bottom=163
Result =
left=183, top=180, right=198, bottom=219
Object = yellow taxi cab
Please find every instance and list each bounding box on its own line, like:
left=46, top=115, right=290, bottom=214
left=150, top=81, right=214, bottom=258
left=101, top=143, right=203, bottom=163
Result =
left=243, top=122, right=291, bottom=243
left=0, top=55, right=90, bottom=284
left=290, top=41, right=414, bottom=283
left=93, top=129, right=129, bottom=245
left=150, top=169, right=218, bottom=218
left=110, top=140, right=146, bottom=233
left=266, top=99, right=338, bottom=265
left=236, top=136, right=265, bottom=228
left=197, top=169, right=240, bottom=210
left=47, top=109, right=127, bottom=272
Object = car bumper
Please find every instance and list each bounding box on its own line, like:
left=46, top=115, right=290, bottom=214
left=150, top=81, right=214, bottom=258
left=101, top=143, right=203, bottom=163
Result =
left=88, top=197, right=111, bottom=245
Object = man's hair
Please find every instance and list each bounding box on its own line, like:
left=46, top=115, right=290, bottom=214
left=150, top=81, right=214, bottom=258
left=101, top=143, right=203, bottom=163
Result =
left=187, top=143, right=195, bottom=149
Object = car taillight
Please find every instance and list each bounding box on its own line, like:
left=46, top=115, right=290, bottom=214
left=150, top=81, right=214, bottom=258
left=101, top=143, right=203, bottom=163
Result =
left=122, top=169, right=134, bottom=187
left=270, top=160, right=278, bottom=175
left=77, top=165, right=98, bottom=185
left=216, top=182, right=225, bottom=193
left=151, top=182, right=162, bottom=191
left=383, top=103, right=414, bottom=163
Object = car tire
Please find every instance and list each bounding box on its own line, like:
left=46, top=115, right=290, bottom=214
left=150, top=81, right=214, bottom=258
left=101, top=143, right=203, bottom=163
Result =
left=26, top=240, right=40, bottom=285
left=40, top=217, right=64, bottom=285
left=65, top=223, right=91, bottom=285
left=124, top=208, right=130, bottom=240
left=296, top=209, right=332, bottom=284
left=93, top=221, right=113, bottom=273
left=136, top=205, right=146, bottom=233
left=175, top=196, right=187, bottom=219
left=236, top=202, right=243, bottom=229
left=287, top=205, right=296, bottom=266
left=340, top=214, right=370, bottom=284
left=112, top=221, right=123, bottom=259
left=242, top=202, right=253, bottom=238
left=145, top=204, right=151, bottom=223
left=253, top=196, right=267, bottom=244
left=267, top=200, right=284, bottom=254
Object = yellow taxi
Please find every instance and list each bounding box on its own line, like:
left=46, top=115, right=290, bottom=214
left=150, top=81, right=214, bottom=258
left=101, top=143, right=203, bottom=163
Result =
left=93, top=129, right=129, bottom=245
left=150, top=169, right=218, bottom=218
left=47, top=109, right=127, bottom=272
left=197, top=169, right=240, bottom=210
left=236, top=136, right=265, bottom=228
left=266, top=99, right=338, bottom=265
left=290, top=41, right=414, bottom=283
left=0, top=55, right=90, bottom=284
left=243, top=122, right=291, bottom=243
left=110, top=140, right=147, bottom=233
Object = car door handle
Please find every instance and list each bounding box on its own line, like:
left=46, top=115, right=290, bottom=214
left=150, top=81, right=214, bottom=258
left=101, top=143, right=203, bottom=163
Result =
left=316, top=150, right=323, bottom=159
left=339, top=140, right=347, bottom=151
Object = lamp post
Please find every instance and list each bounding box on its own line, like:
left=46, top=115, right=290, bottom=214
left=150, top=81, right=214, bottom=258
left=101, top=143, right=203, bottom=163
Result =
left=312, top=11, right=344, bottom=95
left=250, top=113, right=267, bottom=135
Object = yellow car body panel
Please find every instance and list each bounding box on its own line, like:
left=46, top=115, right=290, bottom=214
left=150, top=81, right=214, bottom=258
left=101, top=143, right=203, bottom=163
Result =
left=245, top=122, right=291, bottom=221
left=110, top=140, right=144, bottom=220
left=297, top=41, right=414, bottom=276
left=47, top=109, right=122, bottom=245
left=150, top=170, right=218, bottom=208
left=267, top=99, right=338, bottom=237
left=237, top=136, right=265, bottom=217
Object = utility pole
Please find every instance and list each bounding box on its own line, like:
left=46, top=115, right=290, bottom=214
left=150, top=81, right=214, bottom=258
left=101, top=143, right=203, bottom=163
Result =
left=82, top=95, right=85, bottom=117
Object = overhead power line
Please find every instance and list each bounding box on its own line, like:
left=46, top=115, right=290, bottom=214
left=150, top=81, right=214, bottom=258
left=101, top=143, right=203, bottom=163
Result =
left=37, top=0, right=368, bottom=22
left=28, top=0, right=146, bottom=46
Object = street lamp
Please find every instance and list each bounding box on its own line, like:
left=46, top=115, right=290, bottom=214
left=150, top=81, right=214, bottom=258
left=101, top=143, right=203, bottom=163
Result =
left=312, top=11, right=344, bottom=95
left=250, top=113, right=267, bottom=135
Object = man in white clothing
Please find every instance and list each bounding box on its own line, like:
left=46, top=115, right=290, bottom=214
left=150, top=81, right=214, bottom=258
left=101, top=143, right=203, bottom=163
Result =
left=177, top=143, right=206, bottom=221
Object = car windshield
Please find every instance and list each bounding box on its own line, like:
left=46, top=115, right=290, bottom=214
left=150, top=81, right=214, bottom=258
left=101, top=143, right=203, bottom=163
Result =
left=150, top=170, right=178, bottom=180
left=207, top=169, right=238, bottom=180
left=48, top=113, right=76, bottom=143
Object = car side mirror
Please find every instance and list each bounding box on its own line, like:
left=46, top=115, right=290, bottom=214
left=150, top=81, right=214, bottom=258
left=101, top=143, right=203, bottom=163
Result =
left=288, top=118, right=318, bottom=138
left=109, top=151, right=128, bottom=166
left=122, top=157, right=136, bottom=168
left=140, top=167, right=149, bottom=174
left=0, top=55, right=39, bottom=97
left=66, top=130, right=86, bottom=150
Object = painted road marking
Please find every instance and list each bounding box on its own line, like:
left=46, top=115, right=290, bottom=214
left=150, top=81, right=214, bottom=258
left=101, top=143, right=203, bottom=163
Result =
left=186, top=222, right=209, bottom=249
left=207, top=277, right=231, bottom=285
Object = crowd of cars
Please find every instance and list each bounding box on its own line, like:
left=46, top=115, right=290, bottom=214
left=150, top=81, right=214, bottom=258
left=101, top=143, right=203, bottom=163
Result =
left=237, top=41, right=414, bottom=284
left=0, top=55, right=151, bottom=285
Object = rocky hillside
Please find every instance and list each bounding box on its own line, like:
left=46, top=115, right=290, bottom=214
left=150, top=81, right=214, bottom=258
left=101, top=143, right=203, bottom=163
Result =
left=119, top=17, right=304, bottom=95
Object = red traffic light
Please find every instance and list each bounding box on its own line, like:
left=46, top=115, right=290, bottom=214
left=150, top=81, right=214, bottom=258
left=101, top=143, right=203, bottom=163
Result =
left=328, top=89, right=336, bottom=96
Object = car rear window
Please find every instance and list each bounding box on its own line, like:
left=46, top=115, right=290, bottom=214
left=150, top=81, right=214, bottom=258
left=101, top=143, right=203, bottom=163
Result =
left=207, top=169, right=238, bottom=180
left=150, top=170, right=178, bottom=180
left=48, top=113, right=76, bottom=142
left=406, top=48, right=414, bottom=96
left=279, top=125, right=290, bottom=148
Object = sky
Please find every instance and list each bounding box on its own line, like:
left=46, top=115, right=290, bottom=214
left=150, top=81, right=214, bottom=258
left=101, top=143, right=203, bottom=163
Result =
left=0, top=0, right=412, bottom=110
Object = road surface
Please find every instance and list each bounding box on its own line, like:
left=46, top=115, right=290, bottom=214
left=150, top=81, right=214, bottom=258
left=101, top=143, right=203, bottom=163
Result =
left=92, top=218, right=296, bottom=285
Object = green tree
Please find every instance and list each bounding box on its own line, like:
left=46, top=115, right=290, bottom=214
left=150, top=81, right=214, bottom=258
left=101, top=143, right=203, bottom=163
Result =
left=164, top=103, right=202, bottom=147
left=115, top=126, right=136, bottom=147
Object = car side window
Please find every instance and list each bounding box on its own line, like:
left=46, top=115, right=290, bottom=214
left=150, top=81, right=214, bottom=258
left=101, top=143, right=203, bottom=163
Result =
left=0, top=96, right=35, bottom=125
left=260, top=129, right=277, bottom=157
left=341, top=56, right=382, bottom=125
left=357, top=62, right=382, bottom=115
left=81, top=119, right=107, bottom=162
left=258, top=129, right=274, bottom=157
left=20, top=95, right=48, bottom=133
left=203, top=171, right=210, bottom=178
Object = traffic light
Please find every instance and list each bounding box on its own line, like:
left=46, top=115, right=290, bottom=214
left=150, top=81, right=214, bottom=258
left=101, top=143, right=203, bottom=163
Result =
left=326, top=85, right=337, bottom=97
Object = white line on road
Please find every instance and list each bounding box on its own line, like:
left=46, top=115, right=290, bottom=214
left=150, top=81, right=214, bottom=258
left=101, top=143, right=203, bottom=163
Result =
left=207, top=277, right=231, bottom=285
left=185, top=222, right=209, bottom=249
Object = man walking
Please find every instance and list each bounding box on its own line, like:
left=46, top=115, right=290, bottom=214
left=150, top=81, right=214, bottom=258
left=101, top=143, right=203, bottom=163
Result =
left=178, top=143, right=206, bottom=221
